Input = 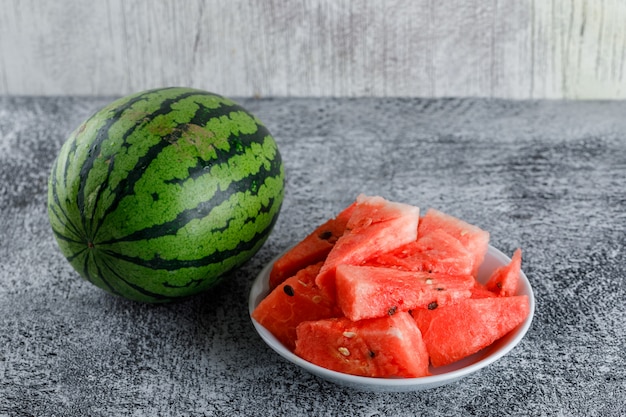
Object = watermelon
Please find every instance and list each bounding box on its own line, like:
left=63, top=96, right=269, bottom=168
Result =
left=315, top=195, right=420, bottom=296
left=411, top=295, right=530, bottom=367
left=335, top=264, right=475, bottom=321
left=369, top=228, right=475, bottom=276
left=417, top=209, right=490, bottom=276
left=469, top=280, right=498, bottom=299
left=485, top=248, right=522, bottom=297
left=48, top=87, right=285, bottom=302
left=294, top=313, right=430, bottom=378
left=251, top=262, right=340, bottom=350
left=268, top=201, right=356, bottom=290
left=368, top=209, right=489, bottom=278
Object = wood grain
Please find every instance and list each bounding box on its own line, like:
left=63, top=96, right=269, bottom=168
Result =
left=0, top=0, right=624, bottom=98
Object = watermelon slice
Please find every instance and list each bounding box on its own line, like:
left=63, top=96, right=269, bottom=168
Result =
left=251, top=262, right=340, bottom=350
left=335, top=264, right=475, bottom=321
left=294, top=313, right=430, bottom=378
left=268, top=202, right=356, bottom=290
left=417, top=209, right=490, bottom=276
left=368, top=228, right=475, bottom=276
left=412, top=295, right=530, bottom=367
left=315, top=195, right=420, bottom=296
left=469, top=280, right=498, bottom=299
left=485, top=248, right=522, bottom=297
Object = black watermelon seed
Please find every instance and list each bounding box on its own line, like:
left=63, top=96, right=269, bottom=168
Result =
left=318, top=230, right=333, bottom=240
left=283, top=285, right=295, bottom=297
left=428, top=302, right=438, bottom=310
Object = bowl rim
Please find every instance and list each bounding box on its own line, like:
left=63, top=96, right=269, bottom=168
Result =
left=248, top=245, right=535, bottom=390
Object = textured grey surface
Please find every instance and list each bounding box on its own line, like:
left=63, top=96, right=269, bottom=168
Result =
left=1, top=96, right=625, bottom=416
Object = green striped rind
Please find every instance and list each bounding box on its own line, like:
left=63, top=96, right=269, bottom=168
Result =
left=48, top=87, right=284, bottom=302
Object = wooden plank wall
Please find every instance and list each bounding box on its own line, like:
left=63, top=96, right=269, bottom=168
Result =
left=0, top=0, right=624, bottom=99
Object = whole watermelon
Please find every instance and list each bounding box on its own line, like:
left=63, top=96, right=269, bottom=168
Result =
left=48, top=87, right=284, bottom=303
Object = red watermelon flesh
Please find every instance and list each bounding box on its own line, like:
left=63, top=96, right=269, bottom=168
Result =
left=418, top=209, right=490, bottom=276
left=485, top=248, right=522, bottom=297
left=268, top=202, right=356, bottom=290
left=470, top=280, right=498, bottom=299
left=315, top=195, right=420, bottom=296
left=335, top=264, right=475, bottom=321
left=251, top=262, right=341, bottom=351
left=294, top=313, right=430, bottom=378
left=412, top=295, right=530, bottom=367
left=368, top=228, right=475, bottom=277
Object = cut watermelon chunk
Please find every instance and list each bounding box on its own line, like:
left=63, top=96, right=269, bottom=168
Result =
left=369, top=228, right=475, bottom=276
left=268, top=202, right=356, bottom=290
left=485, top=248, right=522, bottom=297
left=417, top=209, right=490, bottom=276
left=294, top=313, right=430, bottom=378
left=335, top=264, right=475, bottom=321
left=251, top=262, right=340, bottom=350
left=315, top=195, right=420, bottom=296
left=412, top=295, right=530, bottom=367
left=469, top=280, right=498, bottom=299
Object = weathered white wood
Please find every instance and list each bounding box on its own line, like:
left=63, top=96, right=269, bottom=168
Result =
left=532, top=0, right=626, bottom=99
left=0, top=0, right=624, bottom=98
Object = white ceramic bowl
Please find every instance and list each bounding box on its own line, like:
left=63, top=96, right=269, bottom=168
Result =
left=249, top=245, right=535, bottom=392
